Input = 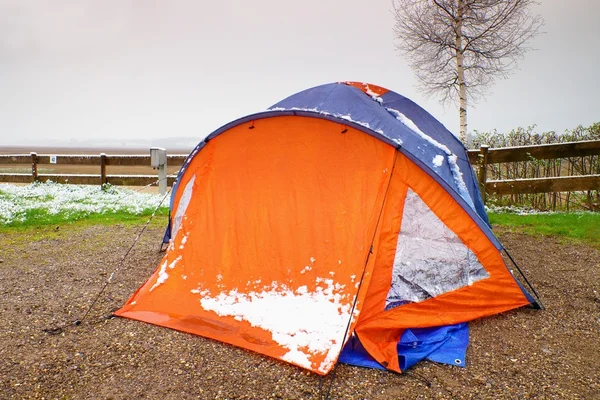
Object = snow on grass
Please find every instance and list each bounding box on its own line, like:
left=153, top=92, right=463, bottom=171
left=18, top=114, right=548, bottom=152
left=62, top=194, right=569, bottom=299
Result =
left=0, top=182, right=168, bottom=225
left=486, top=204, right=599, bottom=215
left=485, top=204, right=559, bottom=215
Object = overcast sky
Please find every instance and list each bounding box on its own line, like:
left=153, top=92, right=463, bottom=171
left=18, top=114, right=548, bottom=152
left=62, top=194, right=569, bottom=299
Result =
left=1, top=0, right=598, bottom=148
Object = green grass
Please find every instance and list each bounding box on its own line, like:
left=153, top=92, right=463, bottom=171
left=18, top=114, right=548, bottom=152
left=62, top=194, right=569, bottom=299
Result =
left=489, top=212, right=600, bottom=248
left=0, top=208, right=169, bottom=233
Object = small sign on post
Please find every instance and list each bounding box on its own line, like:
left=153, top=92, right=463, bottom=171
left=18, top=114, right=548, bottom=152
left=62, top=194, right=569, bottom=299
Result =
left=50, top=155, right=57, bottom=164
left=150, top=147, right=167, bottom=195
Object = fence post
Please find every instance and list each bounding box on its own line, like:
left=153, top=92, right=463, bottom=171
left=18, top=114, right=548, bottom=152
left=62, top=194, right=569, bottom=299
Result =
left=150, top=147, right=167, bottom=195
left=30, top=152, right=38, bottom=182
left=478, top=145, right=489, bottom=204
left=100, top=153, right=107, bottom=187
left=159, top=155, right=167, bottom=195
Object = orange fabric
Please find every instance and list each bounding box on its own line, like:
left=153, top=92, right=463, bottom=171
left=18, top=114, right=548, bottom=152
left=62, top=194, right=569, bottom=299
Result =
left=116, top=116, right=397, bottom=375
left=117, top=119, right=531, bottom=375
left=342, top=81, right=390, bottom=97
left=357, top=168, right=408, bottom=321
left=354, top=154, right=530, bottom=372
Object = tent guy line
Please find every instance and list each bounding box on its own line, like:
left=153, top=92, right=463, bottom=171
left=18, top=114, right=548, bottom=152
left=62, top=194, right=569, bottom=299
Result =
left=41, top=187, right=172, bottom=336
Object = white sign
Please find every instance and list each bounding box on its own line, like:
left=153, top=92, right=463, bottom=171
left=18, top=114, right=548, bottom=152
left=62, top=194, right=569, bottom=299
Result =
left=50, top=155, right=57, bottom=164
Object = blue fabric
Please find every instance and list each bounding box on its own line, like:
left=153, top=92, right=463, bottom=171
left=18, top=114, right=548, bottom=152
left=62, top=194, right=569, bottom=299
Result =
left=162, top=218, right=172, bottom=244
left=380, top=91, right=489, bottom=226
left=338, top=323, right=469, bottom=371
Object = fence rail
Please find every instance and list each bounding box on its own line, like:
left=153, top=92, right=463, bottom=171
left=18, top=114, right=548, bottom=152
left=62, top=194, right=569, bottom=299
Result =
left=0, top=152, right=186, bottom=187
left=0, top=173, right=178, bottom=186
left=466, top=140, right=600, bottom=164
left=2, top=141, right=599, bottom=203
left=466, top=139, right=600, bottom=202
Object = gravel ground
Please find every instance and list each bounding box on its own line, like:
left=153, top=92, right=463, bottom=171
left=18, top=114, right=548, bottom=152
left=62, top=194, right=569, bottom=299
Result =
left=1, top=223, right=599, bottom=399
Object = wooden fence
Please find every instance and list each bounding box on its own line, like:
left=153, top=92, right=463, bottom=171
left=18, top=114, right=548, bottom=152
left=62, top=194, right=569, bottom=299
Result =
left=0, top=152, right=187, bottom=186
left=1, top=140, right=599, bottom=202
left=466, top=140, right=600, bottom=203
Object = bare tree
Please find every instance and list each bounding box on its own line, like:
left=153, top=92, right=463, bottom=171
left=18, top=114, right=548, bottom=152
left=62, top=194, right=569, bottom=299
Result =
left=392, top=0, right=543, bottom=143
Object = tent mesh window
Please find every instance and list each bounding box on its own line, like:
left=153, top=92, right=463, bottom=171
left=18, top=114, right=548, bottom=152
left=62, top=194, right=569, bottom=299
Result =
left=385, top=189, right=489, bottom=309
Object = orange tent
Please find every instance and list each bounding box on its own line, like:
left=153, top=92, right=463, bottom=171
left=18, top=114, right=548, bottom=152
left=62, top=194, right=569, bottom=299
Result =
left=116, top=82, right=538, bottom=375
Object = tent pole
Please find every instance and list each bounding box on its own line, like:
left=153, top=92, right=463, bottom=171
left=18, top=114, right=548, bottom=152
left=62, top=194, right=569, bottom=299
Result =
left=503, top=248, right=544, bottom=310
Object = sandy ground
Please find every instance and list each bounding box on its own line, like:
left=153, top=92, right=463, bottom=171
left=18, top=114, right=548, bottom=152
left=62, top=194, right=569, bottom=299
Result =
left=0, top=223, right=599, bottom=399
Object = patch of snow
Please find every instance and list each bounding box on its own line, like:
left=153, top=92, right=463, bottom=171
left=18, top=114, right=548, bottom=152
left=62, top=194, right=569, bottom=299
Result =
left=363, top=85, right=384, bottom=104
left=300, top=266, right=312, bottom=274
left=270, top=106, right=378, bottom=134
left=148, top=254, right=182, bottom=290
left=168, top=256, right=182, bottom=269
left=485, top=204, right=564, bottom=216
left=149, top=259, right=169, bottom=292
left=197, top=279, right=354, bottom=373
left=297, top=285, right=308, bottom=295
left=171, top=176, right=196, bottom=241
left=447, top=155, right=473, bottom=207
left=432, top=155, right=445, bottom=167
left=387, top=108, right=451, bottom=153
left=386, top=108, right=474, bottom=207
left=270, top=106, right=404, bottom=147
left=0, top=181, right=168, bottom=225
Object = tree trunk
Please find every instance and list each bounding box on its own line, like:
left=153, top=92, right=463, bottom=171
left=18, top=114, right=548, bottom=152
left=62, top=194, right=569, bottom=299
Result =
left=455, top=0, right=468, bottom=143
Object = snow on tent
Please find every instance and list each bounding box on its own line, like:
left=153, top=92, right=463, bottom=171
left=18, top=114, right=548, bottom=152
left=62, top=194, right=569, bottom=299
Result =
left=115, top=82, right=539, bottom=375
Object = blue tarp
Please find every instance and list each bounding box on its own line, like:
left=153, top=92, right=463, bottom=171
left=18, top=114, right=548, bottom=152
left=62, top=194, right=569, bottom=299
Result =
left=339, top=323, right=469, bottom=371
